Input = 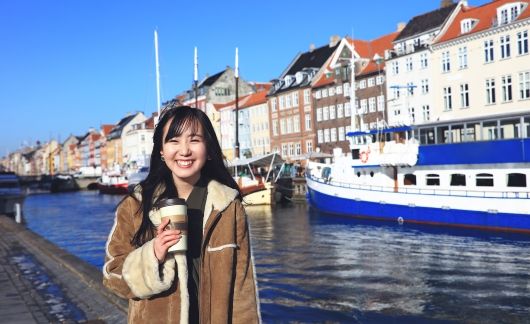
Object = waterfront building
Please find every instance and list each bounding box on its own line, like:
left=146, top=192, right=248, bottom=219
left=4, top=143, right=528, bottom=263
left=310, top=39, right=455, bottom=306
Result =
left=431, top=0, right=530, bottom=129
left=105, top=112, right=146, bottom=172
left=59, top=135, right=81, bottom=174
left=78, top=129, right=102, bottom=176
left=312, top=32, right=398, bottom=155
left=385, top=1, right=460, bottom=126
left=268, top=38, right=339, bottom=162
left=244, top=87, right=272, bottom=157
left=123, top=114, right=155, bottom=169
left=98, top=125, right=114, bottom=173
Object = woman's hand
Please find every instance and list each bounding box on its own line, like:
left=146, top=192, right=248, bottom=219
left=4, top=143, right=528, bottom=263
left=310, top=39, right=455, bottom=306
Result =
left=153, top=218, right=181, bottom=263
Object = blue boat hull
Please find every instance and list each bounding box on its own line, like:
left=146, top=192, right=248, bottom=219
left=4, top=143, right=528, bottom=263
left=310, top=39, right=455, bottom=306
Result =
left=307, top=186, right=530, bottom=233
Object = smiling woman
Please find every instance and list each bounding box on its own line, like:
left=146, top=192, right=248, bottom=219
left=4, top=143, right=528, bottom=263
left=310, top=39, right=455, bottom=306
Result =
left=102, top=106, right=260, bottom=324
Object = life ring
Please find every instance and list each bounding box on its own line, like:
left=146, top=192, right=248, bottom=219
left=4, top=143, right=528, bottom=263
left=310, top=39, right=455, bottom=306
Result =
left=360, top=147, right=370, bottom=163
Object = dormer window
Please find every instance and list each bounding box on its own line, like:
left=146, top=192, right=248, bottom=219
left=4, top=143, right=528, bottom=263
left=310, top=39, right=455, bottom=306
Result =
left=284, top=75, right=293, bottom=87
left=497, top=2, right=527, bottom=25
left=461, top=19, right=477, bottom=34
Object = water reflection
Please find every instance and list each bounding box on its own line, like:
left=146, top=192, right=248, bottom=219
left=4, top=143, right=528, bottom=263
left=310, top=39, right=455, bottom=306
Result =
left=24, top=193, right=530, bottom=323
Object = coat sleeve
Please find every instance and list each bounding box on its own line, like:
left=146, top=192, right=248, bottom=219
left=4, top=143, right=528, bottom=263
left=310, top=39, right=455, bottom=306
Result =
left=102, top=197, right=176, bottom=299
left=232, top=200, right=261, bottom=324
left=102, top=197, right=138, bottom=299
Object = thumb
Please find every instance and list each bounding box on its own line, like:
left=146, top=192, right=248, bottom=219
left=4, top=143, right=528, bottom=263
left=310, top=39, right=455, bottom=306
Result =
left=157, top=217, right=170, bottom=235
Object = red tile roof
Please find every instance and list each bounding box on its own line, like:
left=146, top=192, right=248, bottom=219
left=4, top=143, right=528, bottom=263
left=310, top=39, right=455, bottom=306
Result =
left=436, top=0, right=530, bottom=44
left=240, top=90, right=269, bottom=108
left=101, top=124, right=114, bottom=136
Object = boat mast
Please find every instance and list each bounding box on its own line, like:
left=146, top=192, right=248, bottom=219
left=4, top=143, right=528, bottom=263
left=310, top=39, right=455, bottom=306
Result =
left=234, top=47, right=240, bottom=159
left=194, top=47, right=199, bottom=109
left=154, top=29, right=162, bottom=123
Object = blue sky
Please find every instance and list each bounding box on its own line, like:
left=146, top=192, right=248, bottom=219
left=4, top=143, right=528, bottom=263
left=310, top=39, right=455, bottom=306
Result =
left=0, top=0, right=489, bottom=156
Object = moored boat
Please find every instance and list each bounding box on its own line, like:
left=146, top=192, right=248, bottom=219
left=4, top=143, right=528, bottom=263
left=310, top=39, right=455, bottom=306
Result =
left=97, top=173, right=128, bottom=195
left=0, top=172, right=25, bottom=217
left=50, top=174, right=79, bottom=193
left=306, top=112, right=530, bottom=233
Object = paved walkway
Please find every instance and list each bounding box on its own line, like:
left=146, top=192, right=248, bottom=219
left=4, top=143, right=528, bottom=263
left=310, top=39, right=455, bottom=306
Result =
left=0, top=216, right=127, bottom=323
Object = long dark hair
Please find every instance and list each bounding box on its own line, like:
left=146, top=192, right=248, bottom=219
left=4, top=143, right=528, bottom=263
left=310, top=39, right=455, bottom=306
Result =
left=130, top=106, right=241, bottom=247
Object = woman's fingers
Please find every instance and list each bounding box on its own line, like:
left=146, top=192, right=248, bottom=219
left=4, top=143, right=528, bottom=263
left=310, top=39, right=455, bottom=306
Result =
left=157, top=218, right=170, bottom=235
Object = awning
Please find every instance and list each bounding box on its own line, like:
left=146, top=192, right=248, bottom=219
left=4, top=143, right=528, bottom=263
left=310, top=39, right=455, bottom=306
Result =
left=289, top=151, right=333, bottom=161
left=226, top=152, right=284, bottom=168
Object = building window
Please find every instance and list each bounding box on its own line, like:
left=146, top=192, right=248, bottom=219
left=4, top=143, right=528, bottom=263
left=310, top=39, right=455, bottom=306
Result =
left=484, top=40, right=494, bottom=63
left=422, top=105, right=430, bottom=122
left=426, top=174, right=440, bottom=186
left=287, top=117, right=293, bottom=133
left=343, top=82, right=350, bottom=96
left=376, top=75, right=384, bottom=85
left=406, top=57, right=413, bottom=71
left=271, top=98, right=277, bottom=112
left=442, top=51, right=451, bottom=72
left=500, top=35, right=511, bottom=59
left=324, top=129, right=330, bottom=142
left=443, top=87, right=452, bottom=111
left=450, top=174, right=466, bottom=186
left=338, top=127, right=345, bottom=141
left=421, top=79, right=429, bottom=94
left=305, top=113, right=311, bottom=130
left=295, top=143, right=301, bottom=156
left=368, top=78, right=375, bottom=87
left=404, top=174, right=416, bottom=186
left=331, top=128, right=337, bottom=142
left=272, top=120, right=278, bottom=136
left=486, top=78, right=496, bottom=104
left=407, top=82, right=415, bottom=95
left=420, top=53, right=428, bottom=69
left=377, top=95, right=385, bottom=111
left=323, top=106, right=329, bottom=120
left=359, top=80, right=367, bottom=89
left=458, top=46, right=468, bottom=69
left=461, top=19, right=476, bottom=33
left=280, top=119, right=286, bottom=134
left=476, top=173, right=494, bottom=187
left=306, top=140, right=313, bottom=153
left=315, top=90, right=321, bottom=99
left=281, top=143, right=288, bottom=157
left=322, top=88, right=328, bottom=98
left=316, top=108, right=322, bottom=122
left=502, top=75, right=513, bottom=102
left=329, top=105, right=336, bottom=119
left=392, top=61, right=399, bottom=75
left=285, top=94, right=291, bottom=108
left=393, top=88, right=400, bottom=100
left=508, top=173, right=527, bottom=187
left=518, top=30, right=529, bottom=55
left=317, top=130, right=323, bottom=143
left=345, top=102, right=351, bottom=117
left=409, top=107, right=415, bottom=123
left=337, top=104, right=344, bottom=118
left=520, top=71, right=530, bottom=99
left=368, top=97, right=376, bottom=112
left=279, top=96, right=285, bottom=109
left=460, top=83, right=470, bottom=108
left=293, top=92, right=299, bottom=106
left=304, top=89, right=310, bottom=104
left=336, top=85, right=342, bottom=95
left=293, top=115, right=300, bottom=132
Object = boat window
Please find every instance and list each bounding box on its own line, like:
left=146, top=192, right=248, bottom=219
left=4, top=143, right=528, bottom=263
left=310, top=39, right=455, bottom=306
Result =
left=436, top=125, right=450, bottom=143
left=426, top=174, right=440, bottom=186
left=500, top=118, right=521, bottom=139
left=352, top=149, right=360, bottom=160
left=476, top=173, right=494, bottom=187
left=483, top=120, right=498, bottom=140
left=450, top=124, right=465, bottom=143
left=419, top=128, right=436, bottom=144
left=357, top=172, right=361, bottom=177
left=507, top=173, right=527, bottom=187
left=404, top=174, right=416, bottom=186
left=464, top=122, right=481, bottom=141
left=321, top=167, right=331, bottom=180
left=370, top=171, right=374, bottom=177
left=450, top=174, right=466, bottom=186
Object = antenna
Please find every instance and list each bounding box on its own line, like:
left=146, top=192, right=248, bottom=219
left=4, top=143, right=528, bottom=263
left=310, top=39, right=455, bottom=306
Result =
left=154, top=29, right=161, bottom=123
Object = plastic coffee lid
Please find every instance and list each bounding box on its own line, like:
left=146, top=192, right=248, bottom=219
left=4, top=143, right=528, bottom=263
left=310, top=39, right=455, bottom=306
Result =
left=155, top=198, right=187, bottom=208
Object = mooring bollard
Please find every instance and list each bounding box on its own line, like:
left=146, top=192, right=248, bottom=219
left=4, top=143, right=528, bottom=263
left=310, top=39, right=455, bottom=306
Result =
left=15, top=203, right=22, bottom=223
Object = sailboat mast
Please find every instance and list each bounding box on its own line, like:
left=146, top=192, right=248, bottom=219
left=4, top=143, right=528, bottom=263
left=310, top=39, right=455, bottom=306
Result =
left=154, top=30, right=162, bottom=121
left=350, top=36, right=358, bottom=132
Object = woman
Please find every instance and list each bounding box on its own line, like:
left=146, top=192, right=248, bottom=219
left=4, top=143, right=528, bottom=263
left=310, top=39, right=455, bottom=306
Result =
left=103, top=106, right=260, bottom=324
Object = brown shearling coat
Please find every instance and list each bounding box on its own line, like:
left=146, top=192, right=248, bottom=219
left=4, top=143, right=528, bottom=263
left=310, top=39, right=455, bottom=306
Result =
left=102, top=180, right=261, bottom=324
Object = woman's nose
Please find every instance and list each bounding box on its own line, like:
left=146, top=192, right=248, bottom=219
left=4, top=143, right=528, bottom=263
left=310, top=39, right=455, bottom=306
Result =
left=178, top=143, right=191, bottom=155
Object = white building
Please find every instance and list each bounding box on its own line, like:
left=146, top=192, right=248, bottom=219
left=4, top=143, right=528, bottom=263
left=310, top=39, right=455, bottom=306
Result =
left=123, top=115, right=154, bottom=168
left=432, top=0, right=530, bottom=126
left=385, top=2, right=460, bottom=126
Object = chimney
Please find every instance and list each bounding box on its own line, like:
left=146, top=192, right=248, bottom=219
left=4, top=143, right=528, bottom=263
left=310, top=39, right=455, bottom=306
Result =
left=329, top=35, right=340, bottom=47
left=397, top=22, right=406, bottom=32
left=440, top=0, right=454, bottom=7
left=309, top=43, right=315, bottom=52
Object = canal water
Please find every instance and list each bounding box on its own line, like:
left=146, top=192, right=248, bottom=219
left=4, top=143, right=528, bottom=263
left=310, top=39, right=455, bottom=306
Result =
left=24, top=191, right=530, bottom=323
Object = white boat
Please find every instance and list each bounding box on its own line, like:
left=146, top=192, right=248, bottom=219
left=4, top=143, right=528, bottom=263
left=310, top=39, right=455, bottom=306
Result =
left=228, top=152, right=286, bottom=205
left=306, top=112, right=530, bottom=233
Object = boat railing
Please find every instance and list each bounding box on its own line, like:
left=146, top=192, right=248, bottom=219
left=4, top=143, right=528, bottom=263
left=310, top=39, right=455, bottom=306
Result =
left=307, top=173, right=530, bottom=199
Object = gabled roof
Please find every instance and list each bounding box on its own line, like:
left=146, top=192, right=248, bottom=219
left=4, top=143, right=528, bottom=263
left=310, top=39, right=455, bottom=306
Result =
left=199, top=70, right=224, bottom=87
left=283, top=43, right=339, bottom=77
left=436, top=0, right=530, bottom=44
left=101, top=124, right=114, bottom=136
left=107, top=113, right=141, bottom=140
left=395, top=3, right=458, bottom=41
left=240, top=90, right=268, bottom=108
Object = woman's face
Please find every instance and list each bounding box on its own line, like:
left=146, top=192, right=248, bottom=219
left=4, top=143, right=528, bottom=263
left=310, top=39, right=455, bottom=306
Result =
left=160, top=118, right=208, bottom=187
